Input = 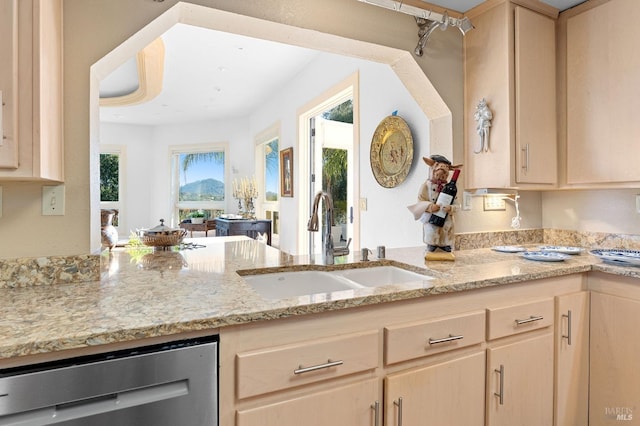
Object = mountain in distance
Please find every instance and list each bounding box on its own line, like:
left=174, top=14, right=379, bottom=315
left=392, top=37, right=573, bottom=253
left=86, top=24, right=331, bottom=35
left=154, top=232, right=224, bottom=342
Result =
left=180, top=178, right=224, bottom=201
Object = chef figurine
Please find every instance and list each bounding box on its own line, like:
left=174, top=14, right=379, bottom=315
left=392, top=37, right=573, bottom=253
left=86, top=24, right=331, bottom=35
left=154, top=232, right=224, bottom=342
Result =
left=407, top=155, right=462, bottom=261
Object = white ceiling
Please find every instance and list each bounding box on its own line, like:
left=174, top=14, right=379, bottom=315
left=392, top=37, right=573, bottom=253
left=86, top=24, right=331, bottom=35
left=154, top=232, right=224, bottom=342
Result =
left=99, top=0, right=585, bottom=127
left=99, top=24, right=319, bottom=126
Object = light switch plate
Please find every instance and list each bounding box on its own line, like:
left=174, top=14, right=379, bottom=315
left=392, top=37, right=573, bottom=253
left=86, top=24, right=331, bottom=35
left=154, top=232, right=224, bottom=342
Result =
left=462, top=191, right=472, bottom=211
left=0, top=186, right=3, bottom=218
left=636, top=194, right=640, bottom=214
left=359, top=198, right=367, bottom=211
left=42, top=185, right=65, bottom=216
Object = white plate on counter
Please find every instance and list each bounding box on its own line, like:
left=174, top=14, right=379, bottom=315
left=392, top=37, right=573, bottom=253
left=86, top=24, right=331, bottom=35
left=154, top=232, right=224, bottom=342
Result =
left=521, top=251, right=570, bottom=262
left=589, top=249, right=640, bottom=266
left=491, top=246, right=528, bottom=253
left=538, top=245, right=584, bottom=255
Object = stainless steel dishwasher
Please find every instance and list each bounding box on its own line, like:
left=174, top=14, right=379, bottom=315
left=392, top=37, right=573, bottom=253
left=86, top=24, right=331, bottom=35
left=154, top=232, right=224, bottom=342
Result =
left=0, top=335, right=218, bottom=425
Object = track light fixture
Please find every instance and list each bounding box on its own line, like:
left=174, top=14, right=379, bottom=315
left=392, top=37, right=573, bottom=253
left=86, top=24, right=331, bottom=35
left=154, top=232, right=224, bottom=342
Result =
left=358, top=0, right=474, bottom=56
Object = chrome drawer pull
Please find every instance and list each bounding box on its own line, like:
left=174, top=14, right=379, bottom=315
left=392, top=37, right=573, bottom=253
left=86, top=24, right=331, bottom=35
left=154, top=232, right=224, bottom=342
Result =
left=293, top=359, right=343, bottom=375
left=394, top=397, right=404, bottom=426
left=371, top=401, right=380, bottom=426
left=428, top=334, right=464, bottom=345
left=522, top=144, right=530, bottom=173
left=562, top=310, right=573, bottom=346
left=494, top=365, right=505, bottom=405
left=515, top=315, right=544, bottom=325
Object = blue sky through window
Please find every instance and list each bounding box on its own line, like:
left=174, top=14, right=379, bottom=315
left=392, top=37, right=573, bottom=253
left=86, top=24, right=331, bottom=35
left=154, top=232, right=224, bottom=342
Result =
left=179, top=152, right=225, bottom=185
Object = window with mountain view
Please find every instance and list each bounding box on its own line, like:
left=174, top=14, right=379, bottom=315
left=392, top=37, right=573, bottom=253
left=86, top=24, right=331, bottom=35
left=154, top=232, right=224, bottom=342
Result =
left=170, top=144, right=227, bottom=222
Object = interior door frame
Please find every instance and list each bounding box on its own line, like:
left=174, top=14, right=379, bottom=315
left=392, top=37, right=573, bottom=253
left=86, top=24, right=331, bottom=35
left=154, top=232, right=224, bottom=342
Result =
left=297, top=72, right=360, bottom=256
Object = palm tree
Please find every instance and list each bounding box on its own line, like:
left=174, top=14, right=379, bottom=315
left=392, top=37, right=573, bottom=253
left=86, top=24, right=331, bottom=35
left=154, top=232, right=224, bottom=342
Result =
left=321, top=99, right=352, bottom=224
left=264, top=139, right=279, bottom=201
left=181, top=151, right=224, bottom=182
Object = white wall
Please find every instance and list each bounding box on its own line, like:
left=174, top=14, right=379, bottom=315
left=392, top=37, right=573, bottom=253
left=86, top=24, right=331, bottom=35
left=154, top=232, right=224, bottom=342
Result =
left=249, top=52, right=431, bottom=252
left=543, top=189, right=640, bottom=234
left=101, top=118, right=251, bottom=231
left=100, top=124, right=153, bottom=235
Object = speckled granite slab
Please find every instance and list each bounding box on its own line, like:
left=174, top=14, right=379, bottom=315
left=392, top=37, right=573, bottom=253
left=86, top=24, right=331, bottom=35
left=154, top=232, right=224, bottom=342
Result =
left=455, top=229, right=543, bottom=250
left=2, top=235, right=640, bottom=361
left=544, top=229, right=640, bottom=250
left=0, top=255, right=100, bottom=289
left=1, top=229, right=638, bottom=289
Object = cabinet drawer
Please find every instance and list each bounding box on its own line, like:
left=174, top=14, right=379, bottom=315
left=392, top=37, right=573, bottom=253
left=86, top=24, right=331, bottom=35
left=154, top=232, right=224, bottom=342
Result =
left=384, top=310, right=485, bottom=365
left=236, top=330, right=378, bottom=399
left=486, top=298, right=553, bottom=340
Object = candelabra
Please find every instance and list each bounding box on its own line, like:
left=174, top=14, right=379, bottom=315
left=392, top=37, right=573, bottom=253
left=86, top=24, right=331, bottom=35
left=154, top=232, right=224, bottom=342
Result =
left=232, top=176, right=258, bottom=219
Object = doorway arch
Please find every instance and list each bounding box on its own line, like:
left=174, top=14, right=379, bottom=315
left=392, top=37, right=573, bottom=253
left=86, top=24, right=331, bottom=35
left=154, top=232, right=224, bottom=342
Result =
left=89, top=2, right=452, bottom=252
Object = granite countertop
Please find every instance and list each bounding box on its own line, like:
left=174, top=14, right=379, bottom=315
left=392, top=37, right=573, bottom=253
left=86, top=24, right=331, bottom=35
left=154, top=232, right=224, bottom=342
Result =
left=1, top=236, right=638, bottom=361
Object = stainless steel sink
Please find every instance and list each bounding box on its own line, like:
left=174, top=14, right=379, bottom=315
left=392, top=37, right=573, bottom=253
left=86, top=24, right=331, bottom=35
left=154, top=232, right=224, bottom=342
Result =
left=242, top=266, right=434, bottom=299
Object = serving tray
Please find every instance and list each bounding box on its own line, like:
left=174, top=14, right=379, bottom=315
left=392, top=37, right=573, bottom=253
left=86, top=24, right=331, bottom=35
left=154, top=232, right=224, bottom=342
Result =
left=589, top=249, right=640, bottom=267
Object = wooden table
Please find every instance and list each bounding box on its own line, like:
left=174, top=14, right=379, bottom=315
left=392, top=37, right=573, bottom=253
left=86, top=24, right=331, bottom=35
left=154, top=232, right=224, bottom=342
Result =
left=179, top=219, right=216, bottom=237
left=215, top=218, right=272, bottom=245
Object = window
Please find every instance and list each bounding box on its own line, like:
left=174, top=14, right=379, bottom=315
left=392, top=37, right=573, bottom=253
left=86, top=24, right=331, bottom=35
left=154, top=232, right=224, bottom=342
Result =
left=264, top=137, right=279, bottom=202
left=100, top=145, right=125, bottom=228
left=255, top=124, right=280, bottom=238
left=170, top=143, right=227, bottom=223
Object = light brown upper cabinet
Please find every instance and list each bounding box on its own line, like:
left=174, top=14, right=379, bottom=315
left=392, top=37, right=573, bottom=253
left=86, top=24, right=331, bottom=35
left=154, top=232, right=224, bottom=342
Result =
left=464, top=0, right=557, bottom=190
left=0, top=0, right=63, bottom=182
left=566, top=0, right=640, bottom=186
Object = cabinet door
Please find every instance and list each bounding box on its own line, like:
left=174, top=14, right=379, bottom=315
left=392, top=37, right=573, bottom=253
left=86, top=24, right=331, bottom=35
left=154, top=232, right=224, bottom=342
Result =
left=0, top=0, right=19, bottom=169
left=0, top=0, right=63, bottom=181
left=236, top=378, right=379, bottom=426
left=464, top=3, right=557, bottom=189
left=590, top=293, right=640, bottom=425
left=514, top=6, right=556, bottom=185
left=566, top=0, right=640, bottom=185
left=464, top=1, right=512, bottom=189
left=385, top=351, right=485, bottom=426
left=487, top=333, right=554, bottom=425
left=555, top=292, right=589, bottom=426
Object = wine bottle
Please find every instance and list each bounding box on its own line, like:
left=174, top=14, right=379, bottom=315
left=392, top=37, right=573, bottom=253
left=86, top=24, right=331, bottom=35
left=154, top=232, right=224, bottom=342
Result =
left=428, top=169, right=461, bottom=227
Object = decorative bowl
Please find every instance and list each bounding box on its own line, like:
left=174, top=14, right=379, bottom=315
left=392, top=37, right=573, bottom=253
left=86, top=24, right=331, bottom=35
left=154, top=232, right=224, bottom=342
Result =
left=139, top=219, right=187, bottom=247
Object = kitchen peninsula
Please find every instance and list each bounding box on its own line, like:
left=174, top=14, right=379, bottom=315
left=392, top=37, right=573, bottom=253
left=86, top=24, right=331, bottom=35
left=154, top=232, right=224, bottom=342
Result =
left=2, top=236, right=640, bottom=424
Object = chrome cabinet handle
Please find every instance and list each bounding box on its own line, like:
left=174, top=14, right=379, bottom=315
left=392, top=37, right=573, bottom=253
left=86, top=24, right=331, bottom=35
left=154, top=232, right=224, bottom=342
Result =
left=562, top=310, right=573, bottom=346
left=515, top=315, right=544, bottom=325
left=371, top=401, right=380, bottom=426
left=293, top=359, right=343, bottom=375
left=521, top=144, right=530, bottom=173
left=394, top=397, right=403, bottom=426
left=428, top=334, right=464, bottom=345
left=494, top=365, right=505, bottom=405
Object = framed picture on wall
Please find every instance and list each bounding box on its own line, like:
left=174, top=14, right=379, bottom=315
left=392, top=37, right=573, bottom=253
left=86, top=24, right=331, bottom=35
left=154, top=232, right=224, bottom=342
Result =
left=280, top=147, right=293, bottom=197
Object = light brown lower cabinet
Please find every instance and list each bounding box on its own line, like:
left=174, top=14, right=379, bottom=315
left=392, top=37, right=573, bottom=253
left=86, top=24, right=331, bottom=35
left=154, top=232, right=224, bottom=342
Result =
left=555, top=292, right=590, bottom=426
left=590, top=291, right=640, bottom=425
left=384, top=350, right=486, bottom=426
left=236, top=378, right=379, bottom=426
left=486, top=332, right=554, bottom=426
left=220, top=274, right=587, bottom=426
